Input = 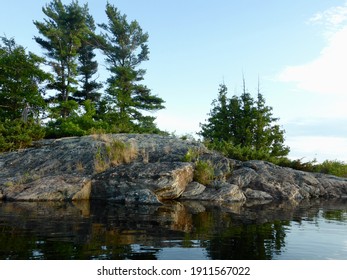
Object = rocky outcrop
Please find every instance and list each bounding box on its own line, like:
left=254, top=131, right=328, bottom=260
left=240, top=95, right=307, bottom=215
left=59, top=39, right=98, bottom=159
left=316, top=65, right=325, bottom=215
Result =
left=181, top=181, right=246, bottom=202
left=1, top=133, right=347, bottom=203
left=229, top=160, right=347, bottom=200
left=90, top=162, right=194, bottom=203
left=0, top=134, right=202, bottom=202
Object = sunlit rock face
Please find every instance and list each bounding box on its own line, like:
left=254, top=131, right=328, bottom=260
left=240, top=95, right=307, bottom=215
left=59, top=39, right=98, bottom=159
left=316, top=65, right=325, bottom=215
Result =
left=91, top=161, right=194, bottom=202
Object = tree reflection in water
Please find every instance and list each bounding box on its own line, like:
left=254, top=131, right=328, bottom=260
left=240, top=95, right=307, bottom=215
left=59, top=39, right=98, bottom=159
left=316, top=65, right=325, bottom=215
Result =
left=0, top=199, right=346, bottom=259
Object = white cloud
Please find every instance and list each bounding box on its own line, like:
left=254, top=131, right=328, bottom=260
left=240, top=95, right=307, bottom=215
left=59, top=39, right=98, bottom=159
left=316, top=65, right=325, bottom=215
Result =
left=309, top=1, right=347, bottom=31
left=287, top=136, right=347, bottom=162
left=278, top=2, right=347, bottom=96
left=278, top=26, right=347, bottom=95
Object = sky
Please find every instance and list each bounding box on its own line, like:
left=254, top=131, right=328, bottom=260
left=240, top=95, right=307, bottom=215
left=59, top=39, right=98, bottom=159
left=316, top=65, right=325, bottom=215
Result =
left=1, top=0, right=347, bottom=162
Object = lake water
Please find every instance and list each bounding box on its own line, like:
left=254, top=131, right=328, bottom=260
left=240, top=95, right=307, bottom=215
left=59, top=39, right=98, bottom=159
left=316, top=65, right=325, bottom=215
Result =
left=0, top=199, right=347, bottom=260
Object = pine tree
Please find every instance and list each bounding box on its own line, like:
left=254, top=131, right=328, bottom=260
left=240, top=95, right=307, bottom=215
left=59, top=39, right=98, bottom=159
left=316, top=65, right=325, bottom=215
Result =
left=0, top=37, right=49, bottom=151
left=199, top=81, right=289, bottom=159
left=238, top=84, right=256, bottom=147
left=34, top=0, right=94, bottom=119
left=98, top=3, right=165, bottom=132
left=199, top=83, right=231, bottom=141
left=74, top=13, right=102, bottom=104
left=0, top=36, right=49, bottom=121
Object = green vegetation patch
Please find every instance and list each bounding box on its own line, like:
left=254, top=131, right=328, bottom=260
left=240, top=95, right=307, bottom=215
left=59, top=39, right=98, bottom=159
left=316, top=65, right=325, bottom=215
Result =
left=182, top=147, right=203, bottom=162
left=94, top=138, right=138, bottom=173
left=315, top=160, right=347, bottom=178
left=0, top=120, right=45, bottom=152
left=193, top=160, right=215, bottom=186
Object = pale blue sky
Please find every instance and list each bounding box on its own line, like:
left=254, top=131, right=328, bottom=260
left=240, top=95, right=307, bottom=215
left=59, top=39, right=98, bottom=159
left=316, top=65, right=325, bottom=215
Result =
left=1, top=0, right=347, bottom=162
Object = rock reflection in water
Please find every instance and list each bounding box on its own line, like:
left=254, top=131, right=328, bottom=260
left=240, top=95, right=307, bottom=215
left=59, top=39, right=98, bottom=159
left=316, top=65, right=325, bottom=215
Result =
left=0, top=199, right=347, bottom=259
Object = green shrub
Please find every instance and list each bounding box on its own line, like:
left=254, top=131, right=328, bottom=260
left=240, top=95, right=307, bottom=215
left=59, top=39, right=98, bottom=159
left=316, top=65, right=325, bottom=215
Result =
left=45, top=118, right=85, bottom=138
left=179, top=133, right=195, bottom=141
left=275, top=158, right=347, bottom=178
left=205, top=140, right=273, bottom=162
left=182, top=147, right=202, bottom=162
left=314, top=160, right=347, bottom=177
left=45, top=100, right=110, bottom=139
left=0, top=119, right=45, bottom=152
left=193, top=160, right=215, bottom=185
left=274, top=157, right=317, bottom=172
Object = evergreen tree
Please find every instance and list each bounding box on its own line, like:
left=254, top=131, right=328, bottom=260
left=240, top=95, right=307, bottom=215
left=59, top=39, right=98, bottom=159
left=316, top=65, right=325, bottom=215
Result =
left=98, top=3, right=165, bottom=132
left=0, top=37, right=49, bottom=151
left=75, top=41, right=102, bottom=103
left=237, top=85, right=256, bottom=147
left=34, top=0, right=94, bottom=119
left=74, top=13, right=102, bottom=104
left=198, top=84, right=231, bottom=141
left=199, top=81, right=289, bottom=159
left=0, top=36, right=49, bottom=121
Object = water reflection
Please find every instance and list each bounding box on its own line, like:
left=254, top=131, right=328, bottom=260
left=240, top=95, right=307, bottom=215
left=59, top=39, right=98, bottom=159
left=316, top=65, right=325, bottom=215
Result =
left=0, top=199, right=347, bottom=260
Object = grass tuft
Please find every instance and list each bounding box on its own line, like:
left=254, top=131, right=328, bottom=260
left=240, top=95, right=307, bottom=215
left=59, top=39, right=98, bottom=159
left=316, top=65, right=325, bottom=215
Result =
left=94, top=138, right=138, bottom=173
left=193, top=160, right=215, bottom=186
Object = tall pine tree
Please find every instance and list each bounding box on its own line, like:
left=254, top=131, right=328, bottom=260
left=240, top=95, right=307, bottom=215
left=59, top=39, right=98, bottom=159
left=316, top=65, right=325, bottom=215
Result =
left=98, top=3, right=165, bottom=132
left=34, top=0, right=94, bottom=119
left=74, top=13, right=102, bottom=105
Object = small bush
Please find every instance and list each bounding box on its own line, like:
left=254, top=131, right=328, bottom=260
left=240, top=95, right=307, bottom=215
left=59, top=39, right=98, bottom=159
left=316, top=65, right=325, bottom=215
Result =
left=89, top=127, right=108, bottom=136
left=0, top=119, right=45, bottom=152
left=45, top=118, right=86, bottom=138
left=179, top=133, right=195, bottom=141
left=94, top=146, right=109, bottom=173
left=108, top=139, right=138, bottom=165
left=205, top=140, right=274, bottom=162
left=182, top=147, right=202, bottom=162
left=274, top=157, right=317, bottom=172
left=314, top=160, right=347, bottom=177
left=275, top=158, right=347, bottom=178
left=193, top=160, right=215, bottom=185
left=94, top=138, right=138, bottom=173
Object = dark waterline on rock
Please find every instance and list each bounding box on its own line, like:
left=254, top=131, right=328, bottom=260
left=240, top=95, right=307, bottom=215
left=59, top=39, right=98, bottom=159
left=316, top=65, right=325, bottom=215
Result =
left=1, top=199, right=347, bottom=260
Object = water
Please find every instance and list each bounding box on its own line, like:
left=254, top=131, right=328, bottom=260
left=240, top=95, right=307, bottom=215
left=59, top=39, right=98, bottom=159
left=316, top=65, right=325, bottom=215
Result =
left=0, top=199, right=347, bottom=260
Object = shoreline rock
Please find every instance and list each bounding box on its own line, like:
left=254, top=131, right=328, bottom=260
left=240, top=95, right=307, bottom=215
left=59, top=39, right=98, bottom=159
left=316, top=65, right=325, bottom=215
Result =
left=90, top=161, right=194, bottom=202
left=1, top=134, right=347, bottom=203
